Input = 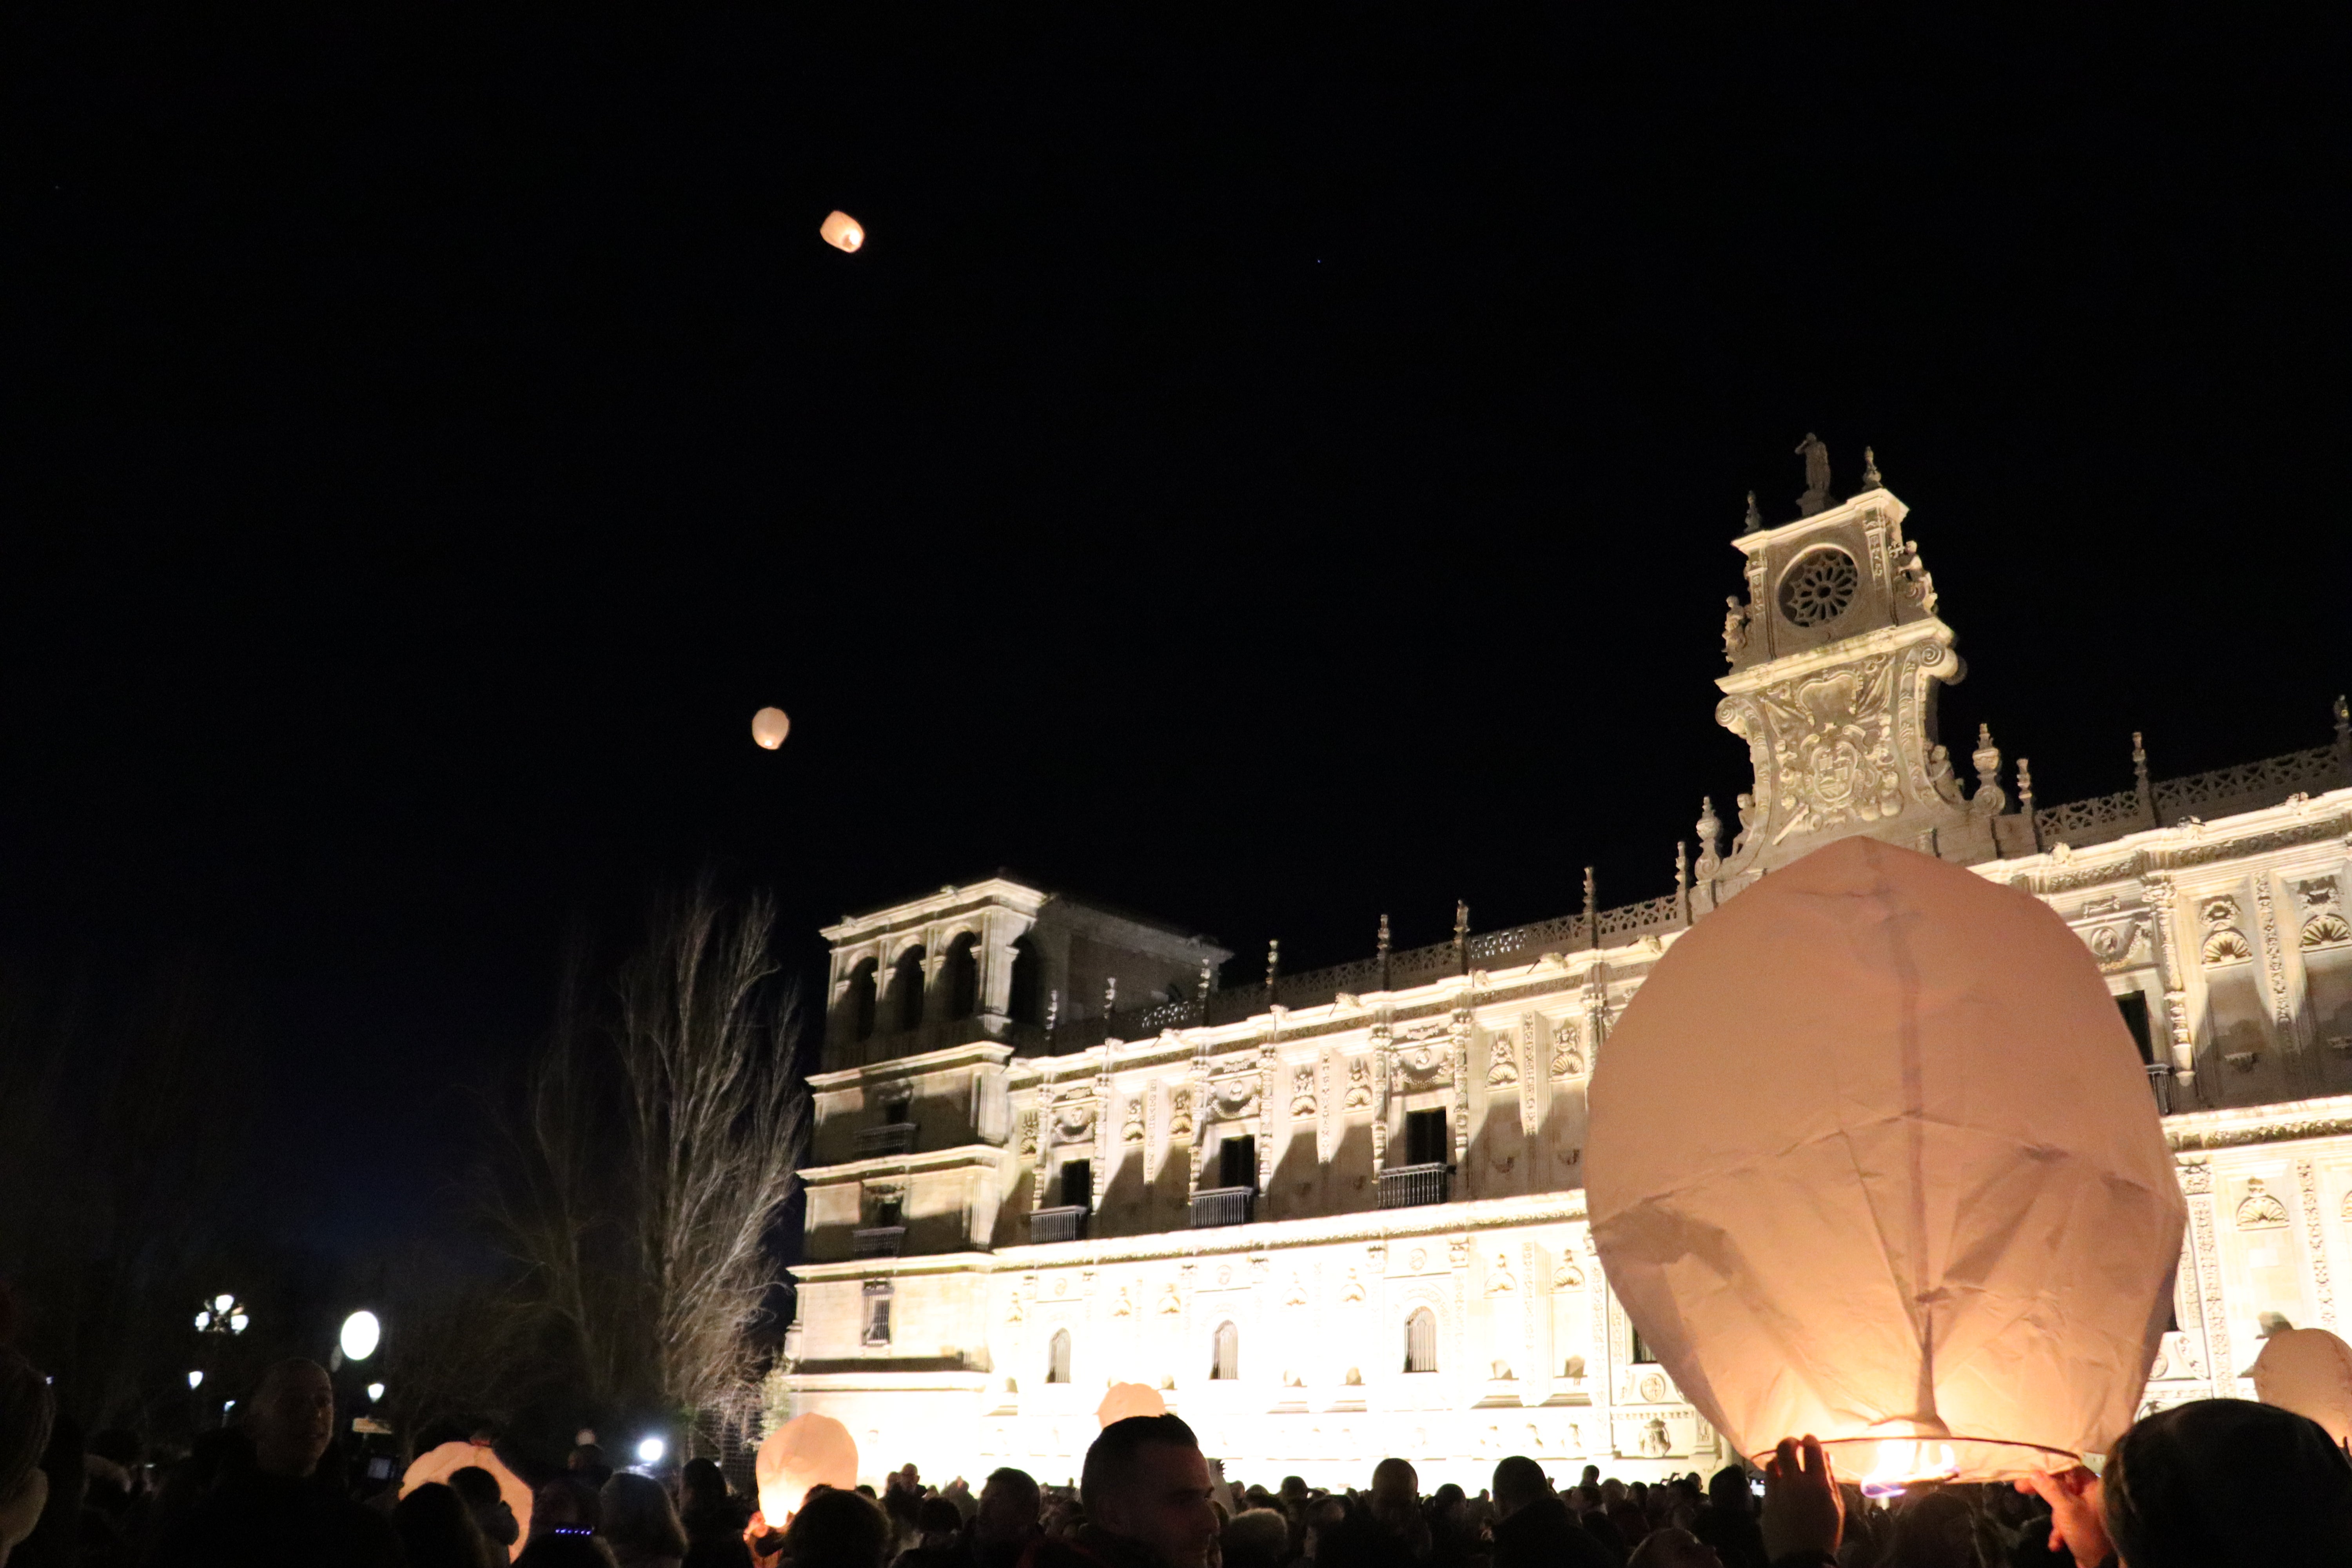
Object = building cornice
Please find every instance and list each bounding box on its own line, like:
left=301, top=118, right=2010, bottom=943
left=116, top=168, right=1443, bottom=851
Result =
left=810, top=1040, right=1014, bottom=1091
left=1973, top=787, right=2352, bottom=897
left=822, top=877, right=1050, bottom=944
left=2166, top=1093, right=2352, bottom=1153
left=800, top=1145, right=1013, bottom=1186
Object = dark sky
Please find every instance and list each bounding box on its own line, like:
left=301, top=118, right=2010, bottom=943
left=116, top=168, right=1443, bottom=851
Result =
left=8, top=10, right=2347, bottom=1248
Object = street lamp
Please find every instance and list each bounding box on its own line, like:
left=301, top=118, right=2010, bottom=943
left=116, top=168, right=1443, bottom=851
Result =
left=636, top=1437, right=666, bottom=1466
left=194, top=1295, right=250, bottom=1334
left=339, top=1310, right=381, bottom=1362
left=187, top=1371, right=203, bottom=1390
left=367, top=1382, right=385, bottom=1403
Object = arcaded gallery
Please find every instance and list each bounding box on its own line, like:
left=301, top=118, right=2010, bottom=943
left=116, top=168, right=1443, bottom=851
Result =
left=769, top=479, right=2352, bottom=1488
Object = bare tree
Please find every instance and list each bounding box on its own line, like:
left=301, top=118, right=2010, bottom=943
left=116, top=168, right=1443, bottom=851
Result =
left=490, top=880, right=808, bottom=1417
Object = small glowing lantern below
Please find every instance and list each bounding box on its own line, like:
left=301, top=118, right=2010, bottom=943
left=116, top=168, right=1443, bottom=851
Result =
left=187, top=1371, right=203, bottom=1391
left=2253, top=1327, right=2352, bottom=1446
left=751, top=707, right=791, bottom=750
left=637, top=1437, right=666, bottom=1465
left=1096, top=1383, right=1167, bottom=1428
left=404, top=1441, right=534, bottom=1559
left=1588, top=836, right=2185, bottom=1486
left=756, top=1413, right=858, bottom=1526
left=820, top=211, right=864, bottom=253
left=339, top=1310, right=381, bottom=1362
left=367, top=1382, right=385, bottom=1403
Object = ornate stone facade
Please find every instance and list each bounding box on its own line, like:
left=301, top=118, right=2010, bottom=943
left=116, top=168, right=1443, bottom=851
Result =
left=775, top=480, right=2352, bottom=1490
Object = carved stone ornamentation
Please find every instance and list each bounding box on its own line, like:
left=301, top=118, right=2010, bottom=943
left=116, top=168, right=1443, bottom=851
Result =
left=1051, top=1094, right=1095, bottom=1144
left=1448, top=1238, right=1470, bottom=1270
left=2305, top=913, right=2352, bottom=949
left=1487, top=1253, right=1517, bottom=1295
left=1552, top=1256, right=1585, bottom=1291
left=1486, top=1032, right=1519, bottom=1089
left=2180, top=1161, right=2213, bottom=1195
left=1211, top=1076, right=1259, bottom=1120
left=1548, top=1016, right=1586, bottom=1078
left=1122, top=1098, right=1145, bottom=1144
left=1289, top=1066, right=1318, bottom=1120
left=1168, top=1089, right=1193, bottom=1140
left=1016, top=1109, right=1040, bottom=1157
left=1111, top=1286, right=1134, bottom=1317
left=1156, top=1283, right=1183, bottom=1315
left=1343, top=1058, right=1374, bottom=1109
left=2236, top=1179, right=2290, bottom=1229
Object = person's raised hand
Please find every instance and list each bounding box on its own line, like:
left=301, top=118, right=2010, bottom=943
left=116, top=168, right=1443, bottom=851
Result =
left=2015, top=1466, right=2112, bottom=1568
left=1761, top=1436, right=1842, bottom=1563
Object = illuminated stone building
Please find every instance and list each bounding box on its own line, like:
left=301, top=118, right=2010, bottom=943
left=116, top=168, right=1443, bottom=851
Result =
left=773, top=473, right=2352, bottom=1488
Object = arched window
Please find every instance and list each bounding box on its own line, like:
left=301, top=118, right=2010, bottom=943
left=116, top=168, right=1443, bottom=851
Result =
left=887, top=947, right=926, bottom=1033
left=1047, top=1328, right=1072, bottom=1384
left=1007, top=936, right=1043, bottom=1027
left=1403, top=1308, right=1438, bottom=1374
left=942, top=933, right=980, bottom=1020
left=847, top=958, right=878, bottom=1043
left=1209, top=1321, right=1239, bottom=1381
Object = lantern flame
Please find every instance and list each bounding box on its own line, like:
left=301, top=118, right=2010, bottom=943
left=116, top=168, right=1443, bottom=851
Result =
left=820, top=212, right=864, bottom=253
left=1858, top=1440, right=1960, bottom=1499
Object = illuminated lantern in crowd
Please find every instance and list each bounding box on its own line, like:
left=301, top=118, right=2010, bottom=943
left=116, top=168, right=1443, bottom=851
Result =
left=2253, top=1327, right=2352, bottom=1446
left=751, top=707, right=791, bottom=750
left=756, top=1413, right=858, bottom=1526
left=1588, top=836, right=2184, bottom=1488
left=403, top=1440, right=533, bottom=1559
left=1096, top=1383, right=1167, bottom=1428
left=820, top=211, right=864, bottom=253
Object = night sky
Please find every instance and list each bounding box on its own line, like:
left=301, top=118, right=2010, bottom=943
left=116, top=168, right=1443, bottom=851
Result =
left=9, top=11, right=2347, bottom=1251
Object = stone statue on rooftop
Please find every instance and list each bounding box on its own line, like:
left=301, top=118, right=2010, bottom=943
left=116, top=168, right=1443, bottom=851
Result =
left=1795, top=432, right=1833, bottom=515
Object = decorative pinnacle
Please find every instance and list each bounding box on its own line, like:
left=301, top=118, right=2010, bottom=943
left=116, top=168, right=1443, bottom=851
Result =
left=1742, top=490, right=1762, bottom=534
left=1861, top=445, right=1883, bottom=490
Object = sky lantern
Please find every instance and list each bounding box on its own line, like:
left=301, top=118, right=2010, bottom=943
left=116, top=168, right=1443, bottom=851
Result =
left=755, top=1412, right=858, bottom=1526
left=1096, top=1382, right=1167, bottom=1428
left=820, top=211, right=864, bottom=252
left=1588, top=835, right=2184, bottom=1488
left=2253, top=1327, right=2352, bottom=1446
left=751, top=707, right=791, bottom=750
left=403, top=1440, right=533, bottom=1559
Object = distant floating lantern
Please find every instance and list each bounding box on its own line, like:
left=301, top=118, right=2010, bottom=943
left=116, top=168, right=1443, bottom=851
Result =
left=751, top=707, right=791, bottom=750
left=404, top=1440, right=533, bottom=1559
left=756, top=1412, right=858, bottom=1527
left=1588, top=836, right=2184, bottom=1487
left=2253, top=1327, right=2352, bottom=1446
left=1096, top=1382, right=1167, bottom=1428
left=820, top=211, right=864, bottom=253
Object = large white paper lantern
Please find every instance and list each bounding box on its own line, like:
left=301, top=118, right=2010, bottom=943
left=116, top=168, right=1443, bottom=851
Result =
left=2253, top=1327, right=2352, bottom=1446
left=1588, top=835, right=2184, bottom=1487
left=755, top=1413, right=858, bottom=1526
left=820, top=211, right=864, bottom=253
left=402, top=1440, right=533, bottom=1560
left=1096, top=1383, right=1167, bottom=1428
left=751, top=707, right=791, bottom=750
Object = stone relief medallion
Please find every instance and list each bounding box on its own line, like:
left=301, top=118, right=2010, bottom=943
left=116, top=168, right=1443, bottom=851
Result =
left=1777, top=545, right=1859, bottom=627
left=2236, top=1179, right=2290, bottom=1229
left=1408, top=1248, right=1427, bottom=1273
left=1639, top=1374, right=1669, bottom=1403
left=1216, top=1264, right=1233, bottom=1287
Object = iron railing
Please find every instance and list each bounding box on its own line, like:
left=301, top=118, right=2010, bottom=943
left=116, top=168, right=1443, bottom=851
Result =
left=1376, top=1163, right=1451, bottom=1210
left=854, top=1122, right=918, bottom=1158
left=1189, top=1187, right=1256, bottom=1228
left=851, top=1226, right=906, bottom=1259
left=1029, top=1205, right=1089, bottom=1244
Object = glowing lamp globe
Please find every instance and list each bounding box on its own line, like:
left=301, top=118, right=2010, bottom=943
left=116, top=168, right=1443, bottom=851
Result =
left=751, top=707, right=791, bottom=750
left=404, top=1441, right=534, bottom=1559
left=2252, top=1327, right=2352, bottom=1447
left=637, top=1437, right=666, bottom=1465
left=1096, top=1383, right=1167, bottom=1428
left=339, top=1310, right=381, bottom=1362
left=755, top=1412, right=858, bottom=1526
left=820, top=211, right=864, bottom=253
left=367, top=1382, right=385, bottom=1403
left=187, top=1371, right=203, bottom=1390
left=1588, top=836, right=2185, bottom=1487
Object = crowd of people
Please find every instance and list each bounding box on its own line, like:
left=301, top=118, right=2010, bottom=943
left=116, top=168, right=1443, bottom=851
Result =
left=3, top=1343, right=2350, bottom=1568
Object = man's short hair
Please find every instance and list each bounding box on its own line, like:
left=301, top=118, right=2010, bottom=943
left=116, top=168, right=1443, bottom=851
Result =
left=1080, top=1415, right=1199, bottom=1514
left=985, top=1466, right=1040, bottom=1509
left=1492, top=1455, right=1547, bottom=1513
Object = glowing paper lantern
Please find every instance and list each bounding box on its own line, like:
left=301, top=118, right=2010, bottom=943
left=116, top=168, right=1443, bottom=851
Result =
left=403, top=1441, right=534, bottom=1559
left=1588, top=836, right=2184, bottom=1486
left=755, top=1413, right=858, bottom=1526
left=751, top=707, right=791, bottom=750
left=820, top=211, right=864, bottom=253
left=1096, top=1383, right=1167, bottom=1428
left=2253, top=1328, right=2352, bottom=1446
left=339, top=1310, right=381, bottom=1361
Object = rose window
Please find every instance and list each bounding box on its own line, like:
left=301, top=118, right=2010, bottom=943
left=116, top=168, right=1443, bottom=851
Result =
left=1777, top=546, right=1860, bottom=627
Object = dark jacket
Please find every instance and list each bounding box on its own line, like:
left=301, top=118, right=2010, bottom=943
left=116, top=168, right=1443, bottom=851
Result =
left=155, top=1469, right=403, bottom=1568
left=1490, top=1495, right=1619, bottom=1568
left=1017, top=1523, right=1165, bottom=1568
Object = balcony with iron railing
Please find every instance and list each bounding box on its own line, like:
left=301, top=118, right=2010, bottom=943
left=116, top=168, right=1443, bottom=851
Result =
left=1189, top=1186, right=1256, bottom=1228
left=1029, top=1205, right=1089, bottom=1244
left=851, top=1226, right=907, bottom=1259
left=854, top=1121, right=918, bottom=1158
left=1376, top=1162, right=1451, bottom=1210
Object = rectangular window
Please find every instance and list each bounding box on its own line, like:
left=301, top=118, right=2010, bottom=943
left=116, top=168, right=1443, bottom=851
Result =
left=874, top=1196, right=903, bottom=1229
left=2116, top=992, right=2156, bottom=1066
left=864, top=1291, right=892, bottom=1346
left=886, top=1098, right=911, bottom=1124
left=1218, top=1135, right=1257, bottom=1191
left=1630, top=1323, right=1653, bottom=1366
left=1060, top=1159, right=1093, bottom=1210
left=1405, top=1108, right=1448, bottom=1167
